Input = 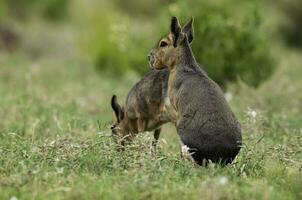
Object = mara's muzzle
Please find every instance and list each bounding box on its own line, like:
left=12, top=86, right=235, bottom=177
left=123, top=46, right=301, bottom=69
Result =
left=148, top=53, right=155, bottom=69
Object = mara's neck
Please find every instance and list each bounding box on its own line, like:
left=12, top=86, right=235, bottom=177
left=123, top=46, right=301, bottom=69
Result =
left=168, top=41, right=201, bottom=77
left=178, top=42, right=198, bottom=70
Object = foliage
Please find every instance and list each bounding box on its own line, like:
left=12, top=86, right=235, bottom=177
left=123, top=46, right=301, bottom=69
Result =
left=114, top=0, right=169, bottom=18
left=70, top=0, right=157, bottom=75
left=0, top=0, right=69, bottom=21
left=279, top=0, right=302, bottom=48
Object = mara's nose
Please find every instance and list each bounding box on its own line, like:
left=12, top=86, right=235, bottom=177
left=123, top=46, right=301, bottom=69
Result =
left=147, top=54, right=151, bottom=61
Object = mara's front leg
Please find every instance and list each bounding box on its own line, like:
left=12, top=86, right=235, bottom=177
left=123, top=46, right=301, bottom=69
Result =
left=137, top=118, right=147, bottom=132
left=179, top=139, right=197, bottom=165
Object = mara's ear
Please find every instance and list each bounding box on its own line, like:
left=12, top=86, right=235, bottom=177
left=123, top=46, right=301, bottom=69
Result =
left=111, top=95, right=124, bottom=122
left=182, top=17, right=194, bottom=44
left=170, top=16, right=182, bottom=47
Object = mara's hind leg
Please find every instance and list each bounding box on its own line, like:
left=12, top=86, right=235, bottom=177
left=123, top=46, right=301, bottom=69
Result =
left=151, top=128, right=161, bottom=153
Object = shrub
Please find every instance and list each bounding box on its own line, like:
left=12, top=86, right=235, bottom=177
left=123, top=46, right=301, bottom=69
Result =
left=279, top=0, right=302, bottom=48
left=70, top=0, right=156, bottom=75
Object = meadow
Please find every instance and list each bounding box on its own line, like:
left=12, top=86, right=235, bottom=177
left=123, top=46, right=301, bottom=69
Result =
left=0, top=40, right=302, bottom=199
left=1, top=0, right=302, bottom=199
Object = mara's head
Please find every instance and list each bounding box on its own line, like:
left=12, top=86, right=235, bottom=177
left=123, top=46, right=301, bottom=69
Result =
left=110, top=95, right=128, bottom=142
left=148, top=16, right=194, bottom=70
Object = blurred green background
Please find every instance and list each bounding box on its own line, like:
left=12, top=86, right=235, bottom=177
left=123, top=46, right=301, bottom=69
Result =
left=1, top=1, right=302, bottom=199
left=1, top=0, right=301, bottom=87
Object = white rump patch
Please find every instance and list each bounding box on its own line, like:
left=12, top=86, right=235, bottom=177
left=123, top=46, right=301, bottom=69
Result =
left=181, top=144, right=190, bottom=156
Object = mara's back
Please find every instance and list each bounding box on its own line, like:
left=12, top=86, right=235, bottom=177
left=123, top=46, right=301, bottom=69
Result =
left=175, top=68, right=242, bottom=164
left=126, top=68, right=169, bottom=121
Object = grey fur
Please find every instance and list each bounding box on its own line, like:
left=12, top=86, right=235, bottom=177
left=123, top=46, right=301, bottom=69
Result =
left=111, top=69, right=170, bottom=149
left=150, top=17, right=242, bottom=165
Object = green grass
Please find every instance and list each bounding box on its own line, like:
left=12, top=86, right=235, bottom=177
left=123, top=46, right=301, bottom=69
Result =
left=0, top=48, right=302, bottom=200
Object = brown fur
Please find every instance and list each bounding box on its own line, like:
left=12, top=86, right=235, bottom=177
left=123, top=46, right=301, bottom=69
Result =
left=111, top=69, right=170, bottom=150
left=148, top=17, right=242, bottom=165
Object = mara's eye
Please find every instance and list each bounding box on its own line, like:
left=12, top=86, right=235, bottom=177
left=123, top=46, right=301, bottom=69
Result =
left=159, top=41, right=168, bottom=47
left=110, top=125, right=116, bottom=130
